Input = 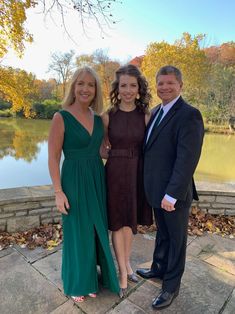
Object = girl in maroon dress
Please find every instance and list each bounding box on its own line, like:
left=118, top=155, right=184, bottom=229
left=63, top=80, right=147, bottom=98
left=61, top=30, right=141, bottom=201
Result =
left=102, top=64, right=153, bottom=297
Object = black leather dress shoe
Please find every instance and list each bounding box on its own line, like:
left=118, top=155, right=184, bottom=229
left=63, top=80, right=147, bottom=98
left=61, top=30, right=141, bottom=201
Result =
left=136, top=268, right=163, bottom=279
left=152, top=289, right=179, bottom=310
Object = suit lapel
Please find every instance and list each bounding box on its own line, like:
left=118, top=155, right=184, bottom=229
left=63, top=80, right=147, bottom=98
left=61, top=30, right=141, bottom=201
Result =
left=145, top=97, right=183, bottom=150
left=143, top=105, right=161, bottom=145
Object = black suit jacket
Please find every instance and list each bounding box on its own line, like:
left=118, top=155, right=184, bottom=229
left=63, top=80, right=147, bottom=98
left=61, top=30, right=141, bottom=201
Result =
left=143, top=96, right=204, bottom=209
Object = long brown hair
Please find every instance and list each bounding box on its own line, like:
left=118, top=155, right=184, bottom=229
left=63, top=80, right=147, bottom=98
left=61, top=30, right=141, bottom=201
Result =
left=109, top=64, right=151, bottom=113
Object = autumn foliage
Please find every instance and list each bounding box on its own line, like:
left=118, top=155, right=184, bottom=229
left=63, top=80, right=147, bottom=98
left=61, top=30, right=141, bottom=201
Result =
left=0, top=212, right=234, bottom=251
left=0, top=0, right=35, bottom=58
left=0, top=66, right=36, bottom=117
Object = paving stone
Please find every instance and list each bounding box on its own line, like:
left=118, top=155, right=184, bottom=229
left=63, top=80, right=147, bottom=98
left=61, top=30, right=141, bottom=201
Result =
left=187, top=235, right=216, bottom=259
left=107, top=299, right=145, bottom=314
left=0, top=252, right=66, bottom=314
left=222, top=289, right=235, bottom=314
left=50, top=300, right=83, bottom=314
left=205, top=254, right=235, bottom=275
left=128, top=281, right=161, bottom=313
left=187, top=234, right=235, bottom=274
left=78, top=286, right=120, bottom=314
left=13, top=243, right=62, bottom=263
left=131, top=234, right=197, bottom=273
left=1, top=231, right=234, bottom=314
left=187, top=235, right=197, bottom=245
left=33, top=250, right=63, bottom=290
left=129, top=282, right=196, bottom=314
left=182, top=257, right=235, bottom=313
left=0, top=247, right=14, bottom=258
left=130, top=234, right=155, bottom=271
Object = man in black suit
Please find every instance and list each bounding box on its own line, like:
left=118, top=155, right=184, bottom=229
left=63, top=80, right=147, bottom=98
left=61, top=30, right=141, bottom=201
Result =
left=137, top=66, right=204, bottom=310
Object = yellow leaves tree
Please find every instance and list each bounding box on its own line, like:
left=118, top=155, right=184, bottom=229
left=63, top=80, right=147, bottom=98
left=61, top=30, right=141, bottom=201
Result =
left=0, top=0, right=35, bottom=58
left=141, top=33, right=210, bottom=106
left=0, top=1, right=36, bottom=116
left=0, top=66, right=37, bottom=117
left=0, top=1, right=119, bottom=60
left=0, top=1, right=119, bottom=116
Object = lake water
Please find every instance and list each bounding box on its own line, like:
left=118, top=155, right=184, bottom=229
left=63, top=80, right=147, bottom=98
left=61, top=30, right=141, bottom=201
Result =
left=0, top=117, right=235, bottom=189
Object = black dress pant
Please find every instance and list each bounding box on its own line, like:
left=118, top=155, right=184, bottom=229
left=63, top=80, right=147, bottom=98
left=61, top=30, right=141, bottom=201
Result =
left=151, top=205, right=190, bottom=293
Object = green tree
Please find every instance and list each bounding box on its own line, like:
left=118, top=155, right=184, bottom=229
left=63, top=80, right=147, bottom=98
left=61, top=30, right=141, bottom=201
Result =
left=203, top=64, right=235, bottom=123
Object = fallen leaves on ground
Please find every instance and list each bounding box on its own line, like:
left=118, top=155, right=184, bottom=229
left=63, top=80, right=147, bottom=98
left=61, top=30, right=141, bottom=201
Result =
left=0, top=210, right=234, bottom=251
left=188, top=207, right=235, bottom=237
left=138, top=207, right=235, bottom=238
left=0, top=224, right=62, bottom=251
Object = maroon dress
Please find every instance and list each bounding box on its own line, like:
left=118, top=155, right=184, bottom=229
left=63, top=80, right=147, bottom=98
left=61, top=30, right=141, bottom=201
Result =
left=105, top=107, right=153, bottom=234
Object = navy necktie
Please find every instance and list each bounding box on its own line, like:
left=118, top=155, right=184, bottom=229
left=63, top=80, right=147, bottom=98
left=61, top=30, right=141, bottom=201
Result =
left=153, top=107, right=164, bottom=127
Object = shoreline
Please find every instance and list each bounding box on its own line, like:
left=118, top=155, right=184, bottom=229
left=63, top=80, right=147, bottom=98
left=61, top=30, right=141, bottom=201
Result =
left=1, top=116, right=235, bottom=135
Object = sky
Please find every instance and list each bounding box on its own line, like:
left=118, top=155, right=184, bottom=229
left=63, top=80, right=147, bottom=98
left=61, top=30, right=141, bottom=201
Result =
left=2, top=0, right=235, bottom=80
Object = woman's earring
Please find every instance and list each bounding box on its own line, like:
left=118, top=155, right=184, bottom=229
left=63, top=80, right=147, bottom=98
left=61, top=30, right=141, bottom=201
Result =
left=136, top=93, right=140, bottom=100
left=117, top=94, right=121, bottom=100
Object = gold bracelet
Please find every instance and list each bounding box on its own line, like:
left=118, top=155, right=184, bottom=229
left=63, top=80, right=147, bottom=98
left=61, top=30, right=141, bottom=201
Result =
left=54, top=189, right=62, bottom=193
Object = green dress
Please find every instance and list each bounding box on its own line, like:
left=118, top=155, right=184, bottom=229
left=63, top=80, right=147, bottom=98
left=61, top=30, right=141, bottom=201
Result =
left=59, top=110, right=119, bottom=296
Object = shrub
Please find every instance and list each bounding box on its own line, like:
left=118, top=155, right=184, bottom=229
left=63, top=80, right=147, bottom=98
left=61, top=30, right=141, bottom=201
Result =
left=44, top=103, right=61, bottom=119
left=32, top=103, right=46, bottom=118
left=0, top=100, right=11, bottom=110
left=32, top=100, right=61, bottom=119
left=0, top=109, right=13, bottom=117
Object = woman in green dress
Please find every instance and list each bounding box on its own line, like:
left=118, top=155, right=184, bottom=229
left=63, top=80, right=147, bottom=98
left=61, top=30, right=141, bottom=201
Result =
left=48, top=66, right=119, bottom=303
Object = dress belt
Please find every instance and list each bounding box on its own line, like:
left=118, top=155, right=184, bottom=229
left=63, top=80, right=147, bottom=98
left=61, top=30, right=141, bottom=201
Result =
left=109, top=148, right=140, bottom=158
left=63, top=149, right=99, bottom=160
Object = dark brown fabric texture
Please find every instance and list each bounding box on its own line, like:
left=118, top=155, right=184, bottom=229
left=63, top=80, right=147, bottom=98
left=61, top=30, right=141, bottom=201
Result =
left=105, top=107, right=153, bottom=234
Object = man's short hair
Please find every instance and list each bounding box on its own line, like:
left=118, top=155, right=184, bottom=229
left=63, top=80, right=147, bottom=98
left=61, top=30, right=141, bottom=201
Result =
left=156, top=66, right=182, bottom=83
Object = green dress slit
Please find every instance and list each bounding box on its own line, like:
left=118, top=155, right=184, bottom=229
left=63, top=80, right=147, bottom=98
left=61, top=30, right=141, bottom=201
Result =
left=59, top=110, right=119, bottom=296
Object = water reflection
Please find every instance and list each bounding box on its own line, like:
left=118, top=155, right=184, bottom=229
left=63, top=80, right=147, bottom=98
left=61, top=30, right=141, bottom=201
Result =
left=0, top=118, right=50, bottom=162
left=0, top=118, right=235, bottom=189
left=0, top=118, right=51, bottom=189
left=195, top=133, right=235, bottom=184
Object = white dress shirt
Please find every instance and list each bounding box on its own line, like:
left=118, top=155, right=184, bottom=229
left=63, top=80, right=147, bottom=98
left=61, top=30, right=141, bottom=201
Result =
left=146, top=95, right=180, bottom=142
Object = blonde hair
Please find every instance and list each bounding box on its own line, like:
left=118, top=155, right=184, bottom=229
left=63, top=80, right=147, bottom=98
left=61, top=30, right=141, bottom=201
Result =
left=62, top=66, right=103, bottom=114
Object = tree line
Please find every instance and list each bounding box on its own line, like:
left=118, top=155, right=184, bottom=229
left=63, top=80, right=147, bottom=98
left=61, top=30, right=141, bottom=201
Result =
left=0, top=48, right=120, bottom=118
left=0, top=33, right=235, bottom=123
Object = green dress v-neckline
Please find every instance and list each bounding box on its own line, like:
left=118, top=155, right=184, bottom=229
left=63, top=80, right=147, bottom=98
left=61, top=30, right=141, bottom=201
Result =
left=63, top=110, right=96, bottom=137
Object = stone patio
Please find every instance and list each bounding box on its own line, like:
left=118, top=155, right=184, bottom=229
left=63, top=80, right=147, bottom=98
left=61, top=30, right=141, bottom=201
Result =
left=0, top=233, right=234, bottom=313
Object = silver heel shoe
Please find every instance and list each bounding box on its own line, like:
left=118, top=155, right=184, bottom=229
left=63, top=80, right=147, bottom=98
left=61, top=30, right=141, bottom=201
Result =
left=119, top=287, right=127, bottom=298
left=127, top=273, right=139, bottom=283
